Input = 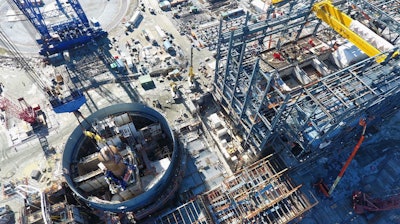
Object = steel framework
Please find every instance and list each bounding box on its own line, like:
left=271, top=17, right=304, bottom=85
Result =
left=154, top=197, right=212, bottom=224
left=203, top=155, right=317, bottom=223
left=212, top=0, right=400, bottom=166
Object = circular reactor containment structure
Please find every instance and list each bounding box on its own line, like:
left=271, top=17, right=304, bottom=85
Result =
left=62, top=103, right=182, bottom=215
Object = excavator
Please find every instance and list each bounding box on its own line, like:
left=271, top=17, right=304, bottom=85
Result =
left=315, top=118, right=367, bottom=197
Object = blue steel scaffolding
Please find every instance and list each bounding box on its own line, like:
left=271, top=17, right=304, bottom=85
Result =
left=212, top=0, right=400, bottom=166
left=9, top=0, right=107, bottom=56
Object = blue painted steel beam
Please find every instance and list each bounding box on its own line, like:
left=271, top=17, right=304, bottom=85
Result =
left=266, top=5, right=274, bottom=20
left=68, top=0, right=90, bottom=27
left=220, top=11, right=310, bottom=44
left=214, top=19, right=224, bottom=91
left=295, top=6, right=315, bottom=40
left=229, top=19, right=313, bottom=49
left=243, top=125, right=256, bottom=151
left=270, top=94, right=290, bottom=134
left=257, top=75, right=277, bottom=150
left=231, top=43, right=247, bottom=106
left=350, top=0, right=400, bottom=34
left=222, top=32, right=235, bottom=97
left=11, top=0, right=50, bottom=39
left=240, top=59, right=259, bottom=118
left=312, top=20, right=322, bottom=36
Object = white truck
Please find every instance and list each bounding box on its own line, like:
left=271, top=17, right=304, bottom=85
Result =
left=126, top=11, right=142, bottom=31
left=126, top=56, right=134, bottom=70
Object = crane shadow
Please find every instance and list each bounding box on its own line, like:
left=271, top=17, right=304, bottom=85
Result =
left=61, top=39, right=146, bottom=112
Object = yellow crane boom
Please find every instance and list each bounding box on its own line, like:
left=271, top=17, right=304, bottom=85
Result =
left=312, top=0, right=397, bottom=63
left=188, top=47, right=194, bottom=84
left=188, top=47, right=196, bottom=89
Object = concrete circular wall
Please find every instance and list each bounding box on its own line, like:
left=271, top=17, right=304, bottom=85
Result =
left=62, top=103, right=179, bottom=213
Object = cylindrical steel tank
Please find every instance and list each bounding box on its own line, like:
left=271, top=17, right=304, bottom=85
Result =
left=63, top=103, right=180, bottom=213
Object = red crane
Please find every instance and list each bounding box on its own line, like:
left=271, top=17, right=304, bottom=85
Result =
left=316, top=118, right=367, bottom=197
left=0, top=94, right=40, bottom=124
left=353, top=191, right=400, bottom=214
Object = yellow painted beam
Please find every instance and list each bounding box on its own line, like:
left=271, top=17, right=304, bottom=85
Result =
left=272, top=0, right=284, bottom=4
left=312, top=1, right=387, bottom=62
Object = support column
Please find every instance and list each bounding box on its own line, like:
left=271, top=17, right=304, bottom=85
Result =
left=240, top=59, right=260, bottom=118
left=222, top=31, right=235, bottom=98
left=214, top=19, right=224, bottom=89
left=231, top=42, right=248, bottom=106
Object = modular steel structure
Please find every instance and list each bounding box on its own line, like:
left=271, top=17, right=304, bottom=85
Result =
left=212, top=0, right=400, bottom=165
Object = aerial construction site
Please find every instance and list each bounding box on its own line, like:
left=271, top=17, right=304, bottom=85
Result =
left=0, top=0, right=399, bottom=223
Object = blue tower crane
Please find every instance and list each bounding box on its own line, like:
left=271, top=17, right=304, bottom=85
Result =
left=9, top=0, right=107, bottom=56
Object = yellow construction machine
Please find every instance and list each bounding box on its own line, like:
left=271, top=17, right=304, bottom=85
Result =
left=170, top=82, right=180, bottom=99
